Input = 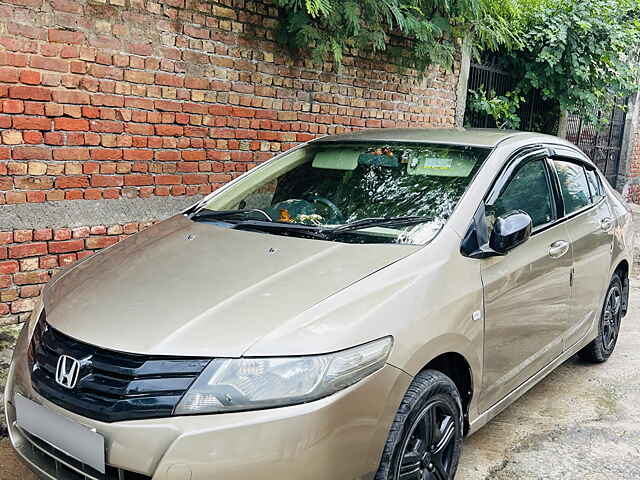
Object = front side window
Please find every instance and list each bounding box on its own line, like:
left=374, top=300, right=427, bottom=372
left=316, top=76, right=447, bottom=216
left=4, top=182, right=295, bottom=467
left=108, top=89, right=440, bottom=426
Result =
left=487, top=159, right=554, bottom=229
left=195, top=143, right=490, bottom=245
left=554, top=160, right=592, bottom=214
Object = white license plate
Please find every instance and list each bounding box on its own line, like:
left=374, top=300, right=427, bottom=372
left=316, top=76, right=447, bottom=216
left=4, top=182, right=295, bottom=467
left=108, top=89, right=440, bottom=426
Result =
left=14, top=394, right=106, bottom=474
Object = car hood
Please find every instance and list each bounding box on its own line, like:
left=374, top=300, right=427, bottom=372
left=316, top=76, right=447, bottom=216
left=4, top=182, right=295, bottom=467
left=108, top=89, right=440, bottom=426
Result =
left=44, top=215, right=419, bottom=357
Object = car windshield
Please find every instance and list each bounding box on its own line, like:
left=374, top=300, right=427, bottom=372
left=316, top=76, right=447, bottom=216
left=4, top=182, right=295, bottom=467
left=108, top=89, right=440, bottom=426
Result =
left=194, top=142, right=491, bottom=245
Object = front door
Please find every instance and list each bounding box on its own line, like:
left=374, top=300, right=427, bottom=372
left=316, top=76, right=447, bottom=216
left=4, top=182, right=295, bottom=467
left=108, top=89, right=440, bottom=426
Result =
left=480, top=156, right=571, bottom=411
left=550, top=159, right=614, bottom=349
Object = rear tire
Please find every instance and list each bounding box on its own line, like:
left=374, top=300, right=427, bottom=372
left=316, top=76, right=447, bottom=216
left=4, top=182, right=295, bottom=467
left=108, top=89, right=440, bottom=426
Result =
left=375, top=370, right=464, bottom=480
left=578, top=273, right=623, bottom=363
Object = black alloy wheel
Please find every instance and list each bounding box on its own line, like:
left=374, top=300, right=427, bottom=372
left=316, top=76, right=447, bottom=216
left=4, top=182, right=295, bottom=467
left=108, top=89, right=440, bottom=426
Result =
left=578, top=272, right=624, bottom=363
left=397, top=400, right=457, bottom=479
left=601, top=281, right=622, bottom=352
left=375, top=370, right=463, bottom=480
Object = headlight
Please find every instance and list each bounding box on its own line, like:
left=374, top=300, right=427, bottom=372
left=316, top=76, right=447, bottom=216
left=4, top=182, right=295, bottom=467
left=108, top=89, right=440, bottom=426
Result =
left=174, top=336, right=392, bottom=415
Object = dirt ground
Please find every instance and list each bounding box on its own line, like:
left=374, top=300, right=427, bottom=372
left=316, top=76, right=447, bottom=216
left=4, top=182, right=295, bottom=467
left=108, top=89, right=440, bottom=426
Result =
left=1, top=214, right=640, bottom=479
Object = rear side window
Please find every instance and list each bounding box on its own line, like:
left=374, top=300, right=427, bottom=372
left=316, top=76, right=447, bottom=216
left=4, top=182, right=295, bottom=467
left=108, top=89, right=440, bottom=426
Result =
left=488, top=159, right=554, bottom=229
left=553, top=160, right=592, bottom=214
left=585, top=168, right=603, bottom=198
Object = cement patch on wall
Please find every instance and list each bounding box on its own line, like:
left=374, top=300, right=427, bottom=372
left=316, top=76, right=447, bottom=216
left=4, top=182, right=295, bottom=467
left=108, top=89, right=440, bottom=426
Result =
left=0, top=196, right=203, bottom=231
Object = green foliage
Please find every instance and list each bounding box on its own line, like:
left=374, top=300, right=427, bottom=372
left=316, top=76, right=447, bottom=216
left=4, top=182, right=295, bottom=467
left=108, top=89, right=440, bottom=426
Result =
left=468, top=87, right=525, bottom=130
left=510, top=0, right=640, bottom=124
left=272, top=0, right=523, bottom=71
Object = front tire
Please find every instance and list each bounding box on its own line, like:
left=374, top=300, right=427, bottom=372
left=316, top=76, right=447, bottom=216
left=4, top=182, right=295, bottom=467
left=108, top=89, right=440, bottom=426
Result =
left=375, top=370, right=464, bottom=480
left=578, top=273, right=624, bottom=363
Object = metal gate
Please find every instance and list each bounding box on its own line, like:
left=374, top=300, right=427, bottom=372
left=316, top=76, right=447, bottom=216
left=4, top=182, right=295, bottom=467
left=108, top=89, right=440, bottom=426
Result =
left=565, top=102, right=627, bottom=188
left=465, top=56, right=552, bottom=133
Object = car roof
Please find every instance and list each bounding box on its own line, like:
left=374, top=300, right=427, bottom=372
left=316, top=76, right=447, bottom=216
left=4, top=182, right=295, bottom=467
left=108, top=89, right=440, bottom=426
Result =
left=312, top=128, right=575, bottom=150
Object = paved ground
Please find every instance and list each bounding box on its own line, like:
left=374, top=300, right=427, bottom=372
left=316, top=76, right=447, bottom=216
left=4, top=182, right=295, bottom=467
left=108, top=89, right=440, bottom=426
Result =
left=1, top=214, right=640, bottom=479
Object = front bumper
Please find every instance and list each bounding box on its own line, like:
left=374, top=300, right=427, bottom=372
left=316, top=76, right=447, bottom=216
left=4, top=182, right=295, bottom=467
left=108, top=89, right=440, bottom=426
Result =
left=5, top=325, right=411, bottom=480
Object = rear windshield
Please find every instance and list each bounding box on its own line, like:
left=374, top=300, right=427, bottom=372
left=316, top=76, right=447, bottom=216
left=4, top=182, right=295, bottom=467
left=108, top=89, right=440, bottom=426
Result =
left=200, top=142, right=491, bottom=245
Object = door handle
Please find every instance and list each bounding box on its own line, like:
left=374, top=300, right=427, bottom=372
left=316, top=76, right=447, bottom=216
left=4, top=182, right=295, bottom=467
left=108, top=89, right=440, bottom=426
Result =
left=600, top=217, right=614, bottom=232
left=549, top=240, right=569, bottom=259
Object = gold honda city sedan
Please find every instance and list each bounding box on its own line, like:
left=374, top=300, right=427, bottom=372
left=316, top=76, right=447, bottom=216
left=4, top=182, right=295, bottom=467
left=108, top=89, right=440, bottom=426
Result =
left=5, top=129, right=633, bottom=480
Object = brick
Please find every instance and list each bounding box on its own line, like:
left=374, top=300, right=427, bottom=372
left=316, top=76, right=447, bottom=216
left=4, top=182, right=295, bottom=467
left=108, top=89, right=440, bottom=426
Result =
left=85, top=236, right=119, bottom=249
left=34, top=229, right=52, bottom=241
left=11, top=298, right=36, bottom=313
left=14, top=176, right=54, bottom=190
left=155, top=124, right=183, bottom=136
left=23, top=131, right=44, bottom=144
left=3, top=99, right=24, bottom=113
left=53, top=228, right=71, bottom=240
left=183, top=174, right=207, bottom=184
left=0, top=233, right=14, bottom=247
left=12, top=116, right=51, bottom=130
left=156, top=73, right=184, bottom=87
left=48, top=29, right=85, bottom=44
left=54, top=117, right=89, bottom=131
left=53, top=148, right=90, bottom=161
left=30, top=55, right=69, bottom=73
left=91, top=175, right=123, bottom=187
left=26, top=191, right=46, bottom=203
left=52, top=90, right=90, bottom=104
left=124, top=174, right=153, bottom=186
left=49, top=239, right=84, bottom=253
left=8, top=242, right=47, bottom=259
left=185, top=77, right=209, bottom=89
left=90, top=148, right=122, bottom=160
left=0, top=67, right=18, bottom=83
left=55, top=176, right=90, bottom=188
left=14, top=271, right=50, bottom=285
left=2, top=130, right=22, bottom=144
left=124, top=70, right=155, bottom=84
left=0, top=260, right=19, bottom=274
left=90, top=120, right=123, bottom=133
left=44, top=132, right=64, bottom=144
left=72, top=227, right=90, bottom=238
left=20, top=285, right=42, bottom=297
left=20, top=70, right=41, bottom=85
left=51, top=0, right=83, bottom=13
left=13, top=147, right=52, bottom=160
left=9, top=86, right=51, bottom=101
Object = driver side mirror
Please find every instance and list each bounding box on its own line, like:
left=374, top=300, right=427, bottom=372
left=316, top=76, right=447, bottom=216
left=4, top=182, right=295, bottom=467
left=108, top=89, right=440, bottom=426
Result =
left=489, top=210, right=532, bottom=255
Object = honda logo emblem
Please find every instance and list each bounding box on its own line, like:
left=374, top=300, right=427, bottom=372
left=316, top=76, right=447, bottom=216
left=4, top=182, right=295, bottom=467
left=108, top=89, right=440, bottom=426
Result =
left=55, top=355, right=80, bottom=389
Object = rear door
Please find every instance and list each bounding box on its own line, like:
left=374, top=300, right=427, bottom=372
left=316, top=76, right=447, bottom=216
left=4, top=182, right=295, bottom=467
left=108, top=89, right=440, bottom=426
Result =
left=548, top=154, right=614, bottom=349
left=480, top=152, right=571, bottom=411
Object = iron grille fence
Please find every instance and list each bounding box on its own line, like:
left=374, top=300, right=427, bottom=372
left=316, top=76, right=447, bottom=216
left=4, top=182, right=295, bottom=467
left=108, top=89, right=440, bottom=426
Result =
left=465, top=55, right=627, bottom=187
left=565, top=102, right=627, bottom=188
left=465, top=55, right=551, bottom=133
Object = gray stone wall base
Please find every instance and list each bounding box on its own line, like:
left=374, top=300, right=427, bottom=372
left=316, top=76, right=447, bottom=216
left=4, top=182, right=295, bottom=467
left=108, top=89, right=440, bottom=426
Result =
left=0, top=196, right=203, bottom=231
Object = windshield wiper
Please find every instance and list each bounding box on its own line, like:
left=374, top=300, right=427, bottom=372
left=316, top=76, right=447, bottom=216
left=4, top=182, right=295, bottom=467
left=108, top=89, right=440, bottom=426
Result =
left=231, top=220, right=328, bottom=239
left=189, top=208, right=273, bottom=222
left=325, top=216, right=434, bottom=237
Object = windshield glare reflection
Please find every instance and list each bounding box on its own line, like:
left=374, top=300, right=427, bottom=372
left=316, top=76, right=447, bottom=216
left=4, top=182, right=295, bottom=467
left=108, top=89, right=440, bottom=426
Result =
left=199, top=143, right=490, bottom=245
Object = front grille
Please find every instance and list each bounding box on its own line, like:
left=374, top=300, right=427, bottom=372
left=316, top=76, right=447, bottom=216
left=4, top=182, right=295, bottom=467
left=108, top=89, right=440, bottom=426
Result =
left=29, top=311, right=212, bottom=422
left=14, top=423, right=150, bottom=480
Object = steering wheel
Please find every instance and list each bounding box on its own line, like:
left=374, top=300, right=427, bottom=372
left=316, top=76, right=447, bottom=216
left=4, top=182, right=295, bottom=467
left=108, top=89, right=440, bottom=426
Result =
left=306, top=195, right=345, bottom=224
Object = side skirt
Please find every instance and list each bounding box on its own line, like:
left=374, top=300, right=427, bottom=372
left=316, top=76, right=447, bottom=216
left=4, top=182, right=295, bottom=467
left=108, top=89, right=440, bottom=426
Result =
left=467, top=330, right=596, bottom=435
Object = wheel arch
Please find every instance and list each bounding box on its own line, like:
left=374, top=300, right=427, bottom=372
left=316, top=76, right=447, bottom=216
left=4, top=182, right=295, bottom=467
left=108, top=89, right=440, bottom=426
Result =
left=613, top=259, right=630, bottom=316
left=420, top=352, right=474, bottom=434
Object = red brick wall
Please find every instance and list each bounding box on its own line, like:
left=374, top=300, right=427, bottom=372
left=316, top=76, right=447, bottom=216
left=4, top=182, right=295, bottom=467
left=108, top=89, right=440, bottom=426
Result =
left=0, top=0, right=461, bottom=324
left=625, top=126, right=640, bottom=202
left=0, top=0, right=459, bottom=205
left=0, top=222, right=154, bottom=324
